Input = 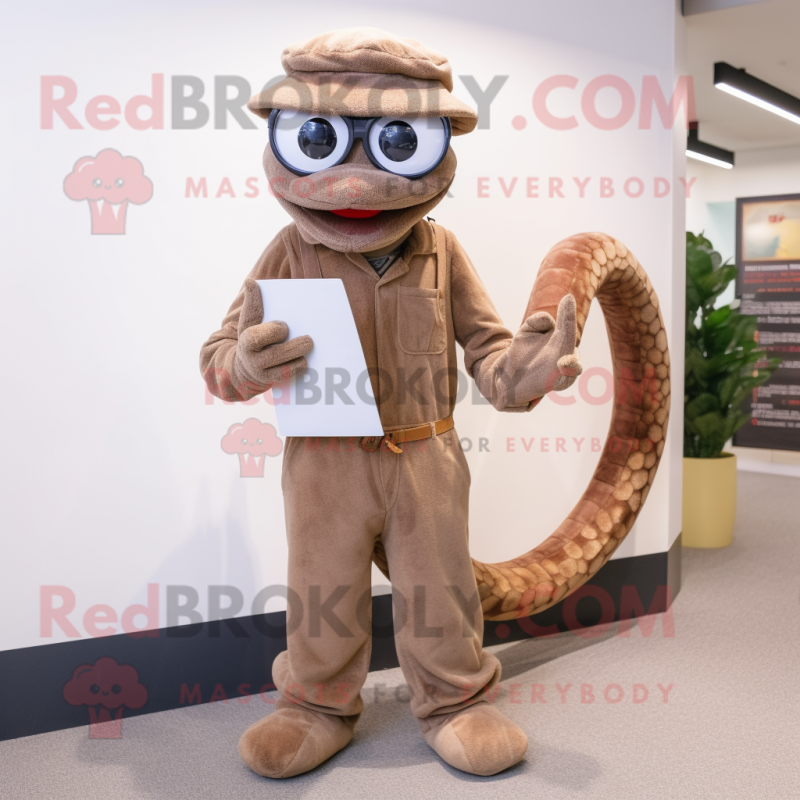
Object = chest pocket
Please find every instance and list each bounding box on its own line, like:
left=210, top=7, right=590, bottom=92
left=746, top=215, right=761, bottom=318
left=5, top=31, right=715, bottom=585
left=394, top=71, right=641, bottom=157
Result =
left=397, top=286, right=447, bottom=355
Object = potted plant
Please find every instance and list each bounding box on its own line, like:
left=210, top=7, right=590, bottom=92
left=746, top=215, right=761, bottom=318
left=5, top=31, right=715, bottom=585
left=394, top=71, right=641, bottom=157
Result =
left=683, top=231, right=780, bottom=547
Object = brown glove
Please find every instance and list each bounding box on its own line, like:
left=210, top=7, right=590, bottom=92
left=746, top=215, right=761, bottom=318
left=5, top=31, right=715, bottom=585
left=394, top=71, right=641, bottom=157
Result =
left=478, top=294, right=583, bottom=411
left=234, top=278, right=314, bottom=387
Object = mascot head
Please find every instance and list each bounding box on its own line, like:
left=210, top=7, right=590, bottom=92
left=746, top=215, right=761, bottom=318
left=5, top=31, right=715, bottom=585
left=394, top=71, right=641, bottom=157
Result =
left=248, top=28, right=477, bottom=253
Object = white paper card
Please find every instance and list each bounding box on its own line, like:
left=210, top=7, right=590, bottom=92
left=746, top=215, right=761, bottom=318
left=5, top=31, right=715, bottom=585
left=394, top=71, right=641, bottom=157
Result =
left=257, top=279, right=384, bottom=437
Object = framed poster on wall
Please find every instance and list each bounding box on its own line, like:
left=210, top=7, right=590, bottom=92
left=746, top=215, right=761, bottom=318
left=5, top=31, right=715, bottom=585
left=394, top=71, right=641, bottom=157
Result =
left=734, top=193, right=800, bottom=451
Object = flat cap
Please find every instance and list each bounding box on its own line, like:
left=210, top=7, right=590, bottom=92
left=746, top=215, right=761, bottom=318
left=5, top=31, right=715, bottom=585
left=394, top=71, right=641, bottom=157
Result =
left=248, top=27, right=478, bottom=135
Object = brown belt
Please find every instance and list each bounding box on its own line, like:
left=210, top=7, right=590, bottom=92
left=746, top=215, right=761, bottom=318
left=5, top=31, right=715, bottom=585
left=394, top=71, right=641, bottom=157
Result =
left=360, top=415, right=455, bottom=454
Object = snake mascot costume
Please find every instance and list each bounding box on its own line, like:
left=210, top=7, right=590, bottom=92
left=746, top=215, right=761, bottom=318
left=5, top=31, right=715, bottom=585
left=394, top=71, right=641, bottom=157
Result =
left=201, top=28, right=670, bottom=779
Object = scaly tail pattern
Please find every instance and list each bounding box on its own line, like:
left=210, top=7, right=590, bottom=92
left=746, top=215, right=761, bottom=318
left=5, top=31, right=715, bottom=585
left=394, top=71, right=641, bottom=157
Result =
left=473, top=233, right=671, bottom=621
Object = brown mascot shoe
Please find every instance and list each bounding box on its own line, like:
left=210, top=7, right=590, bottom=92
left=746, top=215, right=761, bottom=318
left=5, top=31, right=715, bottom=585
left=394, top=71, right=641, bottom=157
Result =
left=239, top=700, right=357, bottom=779
left=420, top=703, right=528, bottom=776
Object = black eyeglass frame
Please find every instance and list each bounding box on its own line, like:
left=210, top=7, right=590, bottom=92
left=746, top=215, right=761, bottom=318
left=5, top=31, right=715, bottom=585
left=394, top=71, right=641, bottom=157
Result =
left=267, top=109, right=452, bottom=180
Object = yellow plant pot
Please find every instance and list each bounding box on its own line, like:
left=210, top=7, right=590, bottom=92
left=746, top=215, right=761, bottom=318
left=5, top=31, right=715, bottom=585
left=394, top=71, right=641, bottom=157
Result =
left=682, top=453, right=737, bottom=548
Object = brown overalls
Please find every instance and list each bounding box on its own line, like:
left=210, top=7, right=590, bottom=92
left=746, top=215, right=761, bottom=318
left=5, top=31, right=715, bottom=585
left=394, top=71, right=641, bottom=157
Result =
left=201, top=219, right=523, bottom=721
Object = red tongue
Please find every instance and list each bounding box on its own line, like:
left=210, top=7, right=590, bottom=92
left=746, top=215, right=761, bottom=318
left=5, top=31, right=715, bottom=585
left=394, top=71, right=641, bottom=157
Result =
left=330, top=209, right=382, bottom=218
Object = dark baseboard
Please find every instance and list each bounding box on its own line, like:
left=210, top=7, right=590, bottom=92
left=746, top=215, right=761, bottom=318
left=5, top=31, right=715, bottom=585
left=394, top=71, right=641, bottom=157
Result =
left=0, top=538, right=680, bottom=741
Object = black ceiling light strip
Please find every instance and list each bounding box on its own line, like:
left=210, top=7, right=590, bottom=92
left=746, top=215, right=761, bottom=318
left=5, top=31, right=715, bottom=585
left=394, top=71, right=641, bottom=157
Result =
left=686, top=122, right=735, bottom=169
left=714, top=62, right=800, bottom=125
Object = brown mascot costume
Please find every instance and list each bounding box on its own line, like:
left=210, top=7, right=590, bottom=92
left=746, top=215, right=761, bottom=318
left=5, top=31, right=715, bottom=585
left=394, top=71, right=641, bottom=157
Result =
left=200, top=27, right=670, bottom=779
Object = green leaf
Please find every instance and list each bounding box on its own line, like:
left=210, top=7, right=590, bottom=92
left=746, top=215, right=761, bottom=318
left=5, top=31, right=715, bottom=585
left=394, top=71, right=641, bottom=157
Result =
left=685, top=393, right=719, bottom=420
left=706, top=306, right=731, bottom=328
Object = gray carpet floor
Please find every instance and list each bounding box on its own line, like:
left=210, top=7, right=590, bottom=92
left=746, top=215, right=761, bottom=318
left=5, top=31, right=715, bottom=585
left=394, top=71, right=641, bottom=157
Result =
left=2, top=471, right=799, bottom=799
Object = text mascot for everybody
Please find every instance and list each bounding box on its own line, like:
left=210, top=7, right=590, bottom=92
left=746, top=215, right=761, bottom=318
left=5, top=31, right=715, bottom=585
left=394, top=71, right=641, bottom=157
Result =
left=201, top=27, right=670, bottom=779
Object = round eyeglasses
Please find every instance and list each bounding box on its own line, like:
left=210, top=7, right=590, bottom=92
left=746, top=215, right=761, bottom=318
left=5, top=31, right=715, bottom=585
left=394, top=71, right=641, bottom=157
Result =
left=268, top=110, right=452, bottom=180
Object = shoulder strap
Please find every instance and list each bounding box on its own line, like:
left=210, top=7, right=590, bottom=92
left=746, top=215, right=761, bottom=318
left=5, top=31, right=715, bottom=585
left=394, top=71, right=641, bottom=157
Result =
left=298, top=233, right=323, bottom=279
left=431, top=220, right=447, bottom=291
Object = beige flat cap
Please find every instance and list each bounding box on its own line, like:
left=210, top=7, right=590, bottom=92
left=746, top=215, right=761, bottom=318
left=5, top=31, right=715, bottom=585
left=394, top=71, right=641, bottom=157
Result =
left=248, top=27, right=478, bottom=135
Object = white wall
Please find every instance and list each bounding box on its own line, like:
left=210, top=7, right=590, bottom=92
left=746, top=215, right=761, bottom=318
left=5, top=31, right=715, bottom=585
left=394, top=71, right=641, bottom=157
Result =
left=686, top=147, right=800, bottom=477
left=0, top=0, right=686, bottom=651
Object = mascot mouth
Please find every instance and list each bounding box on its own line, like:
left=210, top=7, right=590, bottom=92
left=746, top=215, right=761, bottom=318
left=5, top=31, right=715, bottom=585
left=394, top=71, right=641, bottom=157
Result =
left=301, top=206, right=402, bottom=236
left=283, top=199, right=442, bottom=250
left=330, top=209, right=382, bottom=218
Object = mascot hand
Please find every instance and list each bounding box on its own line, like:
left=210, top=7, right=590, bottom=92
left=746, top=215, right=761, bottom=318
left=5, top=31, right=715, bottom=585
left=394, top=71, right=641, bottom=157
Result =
left=504, top=294, right=583, bottom=401
left=235, top=278, right=313, bottom=385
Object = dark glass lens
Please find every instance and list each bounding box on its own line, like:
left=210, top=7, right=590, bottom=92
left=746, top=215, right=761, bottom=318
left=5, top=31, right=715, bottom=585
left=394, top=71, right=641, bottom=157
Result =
left=378, top=121, right=417, bottom=162
left=297, top=118, right=337, bottom=159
